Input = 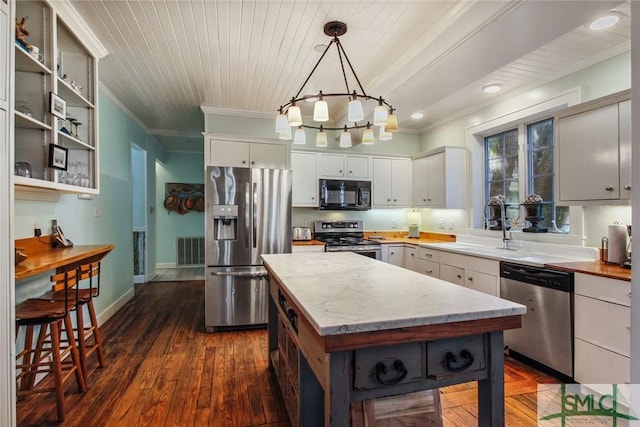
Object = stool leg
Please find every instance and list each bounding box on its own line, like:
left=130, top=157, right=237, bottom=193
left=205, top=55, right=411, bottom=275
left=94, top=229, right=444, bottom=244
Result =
left=18, top=325, right=35, bottom=392
left=64, top=313, right=86, bottom=393
left=75, top=303, right=88, bottom=379
left=50, top=321, right=65, bottom=422
left=87, top=299, right=106, bottom=368
left=28, top=324, right=49, bottom=391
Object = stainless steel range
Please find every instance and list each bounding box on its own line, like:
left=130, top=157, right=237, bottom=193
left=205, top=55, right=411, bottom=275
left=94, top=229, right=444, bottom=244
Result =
left=314, top=220, right=381, bottom=260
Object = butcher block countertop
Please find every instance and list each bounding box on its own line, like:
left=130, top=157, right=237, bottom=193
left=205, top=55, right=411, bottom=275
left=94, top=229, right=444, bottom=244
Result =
left=262, top=252, right=525, bottom=336
left=15, top=235, right=115, bottom=281
left=546, top=260, right=631, bottom=281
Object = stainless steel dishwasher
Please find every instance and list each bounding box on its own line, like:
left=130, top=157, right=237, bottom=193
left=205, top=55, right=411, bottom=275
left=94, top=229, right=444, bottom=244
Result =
left=499, top=262, right=574, bottom=378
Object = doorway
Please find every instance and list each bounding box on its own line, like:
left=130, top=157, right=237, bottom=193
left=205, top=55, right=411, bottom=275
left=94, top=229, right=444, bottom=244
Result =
left=131, top=143, right=147, bottom=283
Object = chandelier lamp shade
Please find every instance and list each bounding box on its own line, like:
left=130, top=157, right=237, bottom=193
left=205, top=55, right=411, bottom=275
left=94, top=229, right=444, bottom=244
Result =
left=275, top=21, right=397, bottom=146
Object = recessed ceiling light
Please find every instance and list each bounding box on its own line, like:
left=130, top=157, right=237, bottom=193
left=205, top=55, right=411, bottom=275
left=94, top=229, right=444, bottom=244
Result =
left=410, top=111, right=424, bottom=120
left=313, top=44, right=327, bottom=53
left=589, top=14, right=620, bottom=31
left=483, top=83, right=502, bottom=94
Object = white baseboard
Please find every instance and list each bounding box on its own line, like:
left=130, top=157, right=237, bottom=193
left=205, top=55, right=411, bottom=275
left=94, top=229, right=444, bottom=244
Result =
left=156, top=262, right=176, bottom=269
left=97, top=286, right=135, bottom=326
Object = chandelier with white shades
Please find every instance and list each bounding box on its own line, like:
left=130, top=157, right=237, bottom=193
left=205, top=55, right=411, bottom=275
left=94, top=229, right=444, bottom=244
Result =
left=275, top=21, right=397, bottom=148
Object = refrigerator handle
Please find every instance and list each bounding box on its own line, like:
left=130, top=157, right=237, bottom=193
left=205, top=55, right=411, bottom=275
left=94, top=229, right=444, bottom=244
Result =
left=208, top=270, right=268, bottom=278
left=253, top=182, right=258, bottom=248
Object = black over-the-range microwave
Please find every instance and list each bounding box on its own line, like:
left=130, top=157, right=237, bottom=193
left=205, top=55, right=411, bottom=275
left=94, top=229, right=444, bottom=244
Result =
left=318, top=179, right=371, bottom=211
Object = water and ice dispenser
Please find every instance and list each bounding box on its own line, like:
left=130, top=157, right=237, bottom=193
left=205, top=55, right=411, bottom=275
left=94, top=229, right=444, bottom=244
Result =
left=212, top=205, right=238, bottom=241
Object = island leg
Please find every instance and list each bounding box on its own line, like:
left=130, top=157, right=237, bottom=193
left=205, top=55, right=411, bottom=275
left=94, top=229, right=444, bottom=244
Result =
left=477, top=331, right=505, bottom=426
left=326, top=351, right=351, bottom=427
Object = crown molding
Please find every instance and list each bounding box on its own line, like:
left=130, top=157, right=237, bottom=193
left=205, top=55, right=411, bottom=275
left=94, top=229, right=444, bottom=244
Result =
left=148, top=128, right=203, bottom=139
left=200, top=106, right=273, bottom=120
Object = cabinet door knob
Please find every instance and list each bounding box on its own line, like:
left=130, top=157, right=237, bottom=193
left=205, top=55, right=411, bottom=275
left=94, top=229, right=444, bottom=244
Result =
left=425, top=253, right=432, bottom=257
left=387, top=199, right=391, bottom=202
left=624, top=185, right=632, bottom=190
left=251, top=161, right=255, bottom=165
left=605, top=186, right=614, bottom=191
left=311, top=197, right=315, bottom=200
left=425, top=269, right=432, bottom=274
left=427, top=198, right=432, bottom=202
left=393, top=199, right=397, bottom=202
left=349, top=170, right=353, bottom=174
left=468, top=277, right=473, bottom=282
left=456, top=274, right=462, bottom=279
left=339, top=170, right=343, bottom=174
left=423, top=198, right=427, bottom=202
left=411, top=253, right=415, bottom=257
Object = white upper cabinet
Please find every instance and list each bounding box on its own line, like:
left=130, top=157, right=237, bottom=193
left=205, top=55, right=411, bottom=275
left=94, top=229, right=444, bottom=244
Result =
left=206, top=137, right=288, bottom=169
left=319, top=153, right=369, bottom=179
left=372, top=157, right=411, bottom=207
left=556, top=90, right=630, bottom=205
left=412, top=146, right=467, bottom=208
left=13, top=1, right=102, bottom=194
left=291, top=151, right=318, bottom=207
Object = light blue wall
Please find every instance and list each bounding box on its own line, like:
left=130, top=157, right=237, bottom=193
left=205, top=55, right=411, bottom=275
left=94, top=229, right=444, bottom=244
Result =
left=15, top=90, right=166, bottom=316
left=155, top=152, right=205, bottom=264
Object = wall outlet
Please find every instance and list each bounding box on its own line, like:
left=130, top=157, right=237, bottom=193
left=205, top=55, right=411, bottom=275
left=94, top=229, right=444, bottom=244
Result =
left=438, top=218, right=445, bottom=229
left=391, top=219, right=398, bottom=229
left=448, top=219, right=455, bottom=230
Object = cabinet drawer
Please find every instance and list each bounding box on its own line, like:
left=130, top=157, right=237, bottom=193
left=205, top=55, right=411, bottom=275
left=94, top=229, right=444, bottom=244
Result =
left=416, top=247, right=440, bottom=262
left=574, top=338, right=630, bottom=384
left=575, top=273, right=631, bottom=307
left=353, top=342, right=425, bottom=391
left=415, top=258, right=439, bottom=278
left=575, top=294, right=630, bottom=356
left=426, top=335, right=486, bottom=380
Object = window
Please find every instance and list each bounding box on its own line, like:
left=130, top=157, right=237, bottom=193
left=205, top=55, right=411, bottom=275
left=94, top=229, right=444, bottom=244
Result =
left=484, top=118, right=569, bottom=231
left=484, top=128, right=520, bottom=222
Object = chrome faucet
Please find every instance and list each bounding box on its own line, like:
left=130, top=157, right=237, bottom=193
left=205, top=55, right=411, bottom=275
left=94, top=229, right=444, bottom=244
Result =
left=485, top=196, right=513, bottom=250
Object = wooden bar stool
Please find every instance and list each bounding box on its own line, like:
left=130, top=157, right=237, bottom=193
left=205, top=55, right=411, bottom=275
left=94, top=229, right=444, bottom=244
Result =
left=46, top=260, right=106, bottom=380
left=15, top=267, right=86, bottom=422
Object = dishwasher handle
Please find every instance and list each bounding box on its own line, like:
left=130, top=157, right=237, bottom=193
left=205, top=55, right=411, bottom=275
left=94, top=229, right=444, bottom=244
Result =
left=500, top=262, right=573, bottom=292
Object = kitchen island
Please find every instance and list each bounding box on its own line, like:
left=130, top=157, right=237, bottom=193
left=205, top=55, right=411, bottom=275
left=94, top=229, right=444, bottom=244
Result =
left=262, top=252, right=525, bottom=427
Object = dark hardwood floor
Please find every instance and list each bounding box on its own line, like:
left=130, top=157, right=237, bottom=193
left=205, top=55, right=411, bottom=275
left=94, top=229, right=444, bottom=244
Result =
left=16, top=280, right=558, bottom=426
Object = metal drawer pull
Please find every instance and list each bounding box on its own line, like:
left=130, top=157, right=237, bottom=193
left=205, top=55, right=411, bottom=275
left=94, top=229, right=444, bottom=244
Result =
left=374, top=360, right=407, bottom=385
left=444, top=349, right=474, bottom=372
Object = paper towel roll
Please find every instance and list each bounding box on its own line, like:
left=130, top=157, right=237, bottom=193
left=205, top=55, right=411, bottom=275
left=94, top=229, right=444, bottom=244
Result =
left=607, top=224, right=628, bottom=264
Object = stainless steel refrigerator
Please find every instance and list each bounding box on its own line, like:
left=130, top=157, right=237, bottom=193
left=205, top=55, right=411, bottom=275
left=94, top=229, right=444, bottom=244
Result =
left=205, top=166, right=291, bottom=331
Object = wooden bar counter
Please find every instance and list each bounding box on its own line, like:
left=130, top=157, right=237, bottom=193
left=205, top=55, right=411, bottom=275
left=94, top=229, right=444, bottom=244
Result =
left=263, top=252, right=525, bottom=426
left=15, top=235, right=114, bottom=281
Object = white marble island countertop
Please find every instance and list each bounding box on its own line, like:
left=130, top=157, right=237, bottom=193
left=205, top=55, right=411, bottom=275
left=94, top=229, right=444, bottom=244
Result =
left=262, top=252, right=526, bottom=337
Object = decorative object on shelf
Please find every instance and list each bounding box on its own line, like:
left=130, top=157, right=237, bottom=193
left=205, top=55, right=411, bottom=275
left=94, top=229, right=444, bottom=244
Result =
left=49, top=92, right=66, bottom=119
left=487, top=194, right=508, bottom=231
left=521, top=193, right=547, bottom=233
left=30, top=45, right=43, bottom=63
left=164, top=183, right=205, bottom=215
left=48, top=144, right=68, bottom=171
left=14, top=162, right=32, bottom=178
left=15, top=17, right=33, bottom=52
left=61, top=74, right=82, bottom=94
left=275, top=21, right=397, bottom=146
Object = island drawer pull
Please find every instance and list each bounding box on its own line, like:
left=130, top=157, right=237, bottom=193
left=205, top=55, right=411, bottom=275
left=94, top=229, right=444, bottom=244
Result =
left=375, top=360, right=408, bottom=385
left=444, top=349, right=475, bottom=372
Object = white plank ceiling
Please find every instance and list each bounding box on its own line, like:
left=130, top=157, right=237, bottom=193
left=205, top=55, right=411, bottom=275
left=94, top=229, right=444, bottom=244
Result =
left=69, top=0, right=630, bottom=151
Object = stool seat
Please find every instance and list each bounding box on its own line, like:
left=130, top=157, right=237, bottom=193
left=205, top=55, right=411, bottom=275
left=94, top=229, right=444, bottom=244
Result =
left=16, top=299, right=69, bottom=324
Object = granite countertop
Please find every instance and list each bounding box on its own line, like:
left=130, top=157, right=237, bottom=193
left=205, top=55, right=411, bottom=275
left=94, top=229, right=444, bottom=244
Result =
left=262, top=252, right=525, bottom=337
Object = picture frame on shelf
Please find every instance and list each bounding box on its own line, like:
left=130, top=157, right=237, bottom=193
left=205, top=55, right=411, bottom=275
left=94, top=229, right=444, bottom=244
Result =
left=48, top=144, right=68, bottom=171
left=49, top=92, right=66, bottom=119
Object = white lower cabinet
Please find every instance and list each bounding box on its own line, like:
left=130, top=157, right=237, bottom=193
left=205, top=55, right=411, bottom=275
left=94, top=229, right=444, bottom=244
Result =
left=439, top=252, right=499, bottom=296
left=382, top=245, right=405, bottom=266
left=292, top=245, right=325, bottom=254
left=573, top=273, right=630, bottom=384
